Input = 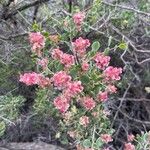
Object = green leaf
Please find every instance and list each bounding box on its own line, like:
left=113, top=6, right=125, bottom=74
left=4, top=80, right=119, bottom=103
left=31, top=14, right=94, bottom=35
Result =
left=92, top=41, right=100, bottom=51
left=108, top=36, right=112, bottom=47
left=95, top=138, right=103, bottom=149
left=32, top=23, right=39, bottom=31
left=42, top=31, right=49, bottom=37
left=60, top=138, right=69, bottom=145
left=81, top=75, right=90, bottom=84
left=103, top=48, right=110, bottom=55
left=83, top=139, right=92, bottom=148
left=87, top=42, right=100, bottom=59
left=0, top=121, right=6, bottom=137
left=118, top=42, right=128, bottom=50
left=69, top=65, right=80, bottom=78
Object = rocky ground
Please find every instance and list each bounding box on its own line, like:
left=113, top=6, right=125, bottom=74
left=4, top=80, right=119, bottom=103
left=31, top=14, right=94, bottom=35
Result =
left=0, top=142, right=65, bottom=150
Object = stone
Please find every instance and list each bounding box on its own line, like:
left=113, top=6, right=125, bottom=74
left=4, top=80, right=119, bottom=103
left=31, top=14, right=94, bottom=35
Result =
left=2, top=142, right=65, bottom=150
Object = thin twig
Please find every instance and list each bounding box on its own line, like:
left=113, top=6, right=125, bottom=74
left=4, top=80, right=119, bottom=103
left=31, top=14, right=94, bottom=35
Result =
left=102, top=1, right=150, bottom=17
left=111, top=82, right=132, bottom=127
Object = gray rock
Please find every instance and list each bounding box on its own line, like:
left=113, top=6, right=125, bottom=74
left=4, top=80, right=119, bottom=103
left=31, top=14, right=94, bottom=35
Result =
left=2, top=142, right=65, bottom=150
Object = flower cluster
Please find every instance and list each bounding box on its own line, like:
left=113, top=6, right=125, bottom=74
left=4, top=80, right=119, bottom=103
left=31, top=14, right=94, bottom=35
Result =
left=82, top=97, right=96, bottom=110
left=37, top=58, right=49, bottom=70
left=100, top=134, right=113, bottom=143
left=53, top=96, right=69, bottom=113
left=94, top=52, right=110, bottom=70
left=51, top=71, right=84, bottom=112
left=98, top=91, right=108, bottom=102
left=29, top=32, right=45, bottom=56
left=79, top=116, right=90, bottom=127
left=52, top=71, right=72, bottom=89
left=81, top=62, right=89, bottom=71
left=52, top=48, right=75, bottom=68
left=73, top=12, right=85, bottom=31
left=127, top=134, right=135, bottom=142
left=19, top=72, right=51, bottom=88
left=66, top=81, right=83, bottom=97
left=124, top=143, right=135, bottom=150
left=72, top=37, right=91, bottom=56
left=104, top=66, right=122, bottom=81
left=123, top=134, right=135, bottom=150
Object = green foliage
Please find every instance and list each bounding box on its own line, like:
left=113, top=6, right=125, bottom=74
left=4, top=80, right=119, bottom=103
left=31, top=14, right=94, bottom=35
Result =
left=0, top=94, right=25, bottom=121
left=83, top=139, right=92, bottom=148
left=87, top=41, right=100, bottom=58
left=0, top=94, right=25, bottom=137
left=135, top=132, right=150, bottom=150
left=33, top=88, right=57, bottom=117
left=0, top=121, right=6, bottom=137
left=0, top=62, right=17, bottom=93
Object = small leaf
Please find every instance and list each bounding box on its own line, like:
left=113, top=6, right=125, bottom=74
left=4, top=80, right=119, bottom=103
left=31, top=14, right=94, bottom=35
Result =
left=60, top=137, right=69, bottom=145
left=92, top=41, right=100, bottom=51
left=103, top=48, right=110, bottom=55
left=118, top=42, right=128, bottom=50
left=32, top=23, right=39, bottom=31
left=108, top=36, right=112, bottom=47
left=83, top=139, right=92, bottom=148
left=42, top=31, right=49, bottom=37
left=0, top=121, right=6, bottom=137
left=87, top=41, right=100, bottom=58
left=71, top=105, right=78, bottom=114
left=81, top=75, right=90, bottom=84
left=69, top=65, right=80, bottom=78
left=95, top=138, right=103, bottom=148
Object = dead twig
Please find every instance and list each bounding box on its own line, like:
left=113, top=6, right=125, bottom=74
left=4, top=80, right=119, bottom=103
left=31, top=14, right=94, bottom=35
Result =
left=102, top=1, right=150, bottom=17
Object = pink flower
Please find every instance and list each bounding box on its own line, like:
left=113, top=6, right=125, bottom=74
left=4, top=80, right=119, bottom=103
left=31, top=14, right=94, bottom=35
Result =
left=104, top=66, right=122, bottom=81
left=51, top=48, right=63, bottom=60
left=38, top=76, right=51, bottom=88
left=98, top=91, right=108, bottom=102
left=79, top=116, right=90, bottom=127
left=52, top=71, right=72, bottom=89
left=19, top=72, right=51, bottom=88
left=67, top=131, right=76, bottom=138
left=106, top=84, right=117, bottom=93
left=60, top=53, right=75, bottom=68
left=29, top=32, right=45, bottom=56
left=124, top=143, right=135, bottom=150
left=51, top=49, right=75, bottom=68
left=94, top=53, right=110, bottom=70
left=82, top=97, right=96, bottom=110
left=37, top=58, right=49, bottom=70
left=73, top=12, right=85, bottom=31
left=73, top=12, right=85, bottom=25
left=19, top=72, right=40, bottom=86
left=72, top=37, right=90, bottom=56
left=66, top=81, right=83, bottom=97
left=63, top=111, right=72, bottom=120
left=127, top=134, right=135, bottom=142
left=102, top=110, right=110, bottom=116
left=81, top=62, right=89, bottom=71
left=92, top=112, right=99, bottom=117
left=54, top=96, right=70, bottom=113
left=100, top=134, right=113, bottom=143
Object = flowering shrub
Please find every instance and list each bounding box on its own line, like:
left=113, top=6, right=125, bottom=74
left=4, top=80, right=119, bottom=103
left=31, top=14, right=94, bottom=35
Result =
left=19, top=10, right=123, bottom=150
left=123, top=132, right=150, bottom=150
